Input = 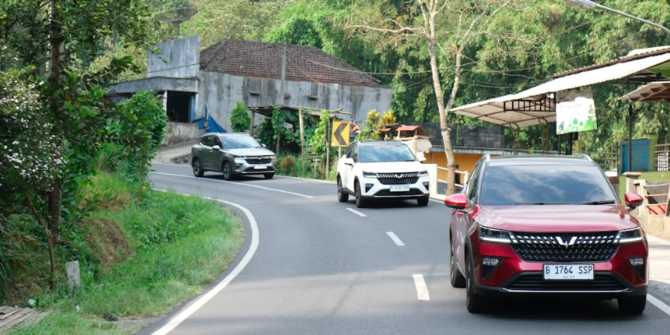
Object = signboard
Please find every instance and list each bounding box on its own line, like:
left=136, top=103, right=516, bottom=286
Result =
left=556, top=88, right=597, bottom=135
left=331, top=121, right=350, bottom=147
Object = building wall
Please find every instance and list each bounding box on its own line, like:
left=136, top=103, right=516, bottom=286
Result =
left=164, top=122, right=204, bottom=145
left=148, top=36, right=200, bottom=78
left=197, top=71, right=392, bottom=132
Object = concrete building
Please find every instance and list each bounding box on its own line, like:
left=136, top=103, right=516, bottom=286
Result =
left=108, top=36, right=392, bottom=145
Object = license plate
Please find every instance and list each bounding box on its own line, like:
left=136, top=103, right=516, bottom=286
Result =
left=390, top=185, right=410, bottom=192
left=543, top=264, right=594, bottom=280
left=254, top=165, right=266, bottom=170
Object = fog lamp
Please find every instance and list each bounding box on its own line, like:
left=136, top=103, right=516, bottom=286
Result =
left=483, top=257, right=500, bottom=266
left=365, top=183, right=374, bottom=192
left=629, top=257, right=645, bottom=266
left=423, top=181, right=429, bottom=189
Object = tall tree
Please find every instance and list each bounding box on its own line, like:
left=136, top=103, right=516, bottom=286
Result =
left=350, top=0, right=510, bottom=195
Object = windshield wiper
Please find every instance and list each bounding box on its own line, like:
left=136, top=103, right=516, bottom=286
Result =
left=514, top=202, right=566, bottom=205
left=581, top=200, right=616, bottom=205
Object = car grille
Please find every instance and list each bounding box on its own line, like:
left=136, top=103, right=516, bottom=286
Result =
left=373, top=189, right=424, bottom=197
left=244, top=157, right=272, bottom=164
left=377, top=172, right=420, bottom=185
left=511, top=232, right=619, bottom=262
left=505, top=273, right=628, bottom=291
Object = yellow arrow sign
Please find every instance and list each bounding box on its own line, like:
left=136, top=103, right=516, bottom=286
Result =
left=331, top=121, right=350, bottom=147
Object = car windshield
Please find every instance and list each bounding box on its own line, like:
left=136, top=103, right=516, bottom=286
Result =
left=360, top=145, right=415, bottom=163
left=479, top=165, right=617, bottom=206
left=222, top=136, right=261, bottom=149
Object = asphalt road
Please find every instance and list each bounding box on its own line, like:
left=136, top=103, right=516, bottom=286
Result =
left=141, top=163, right=670, bottom=335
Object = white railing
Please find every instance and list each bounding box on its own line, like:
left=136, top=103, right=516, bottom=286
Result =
left=437, top=166, right=469, bottom=188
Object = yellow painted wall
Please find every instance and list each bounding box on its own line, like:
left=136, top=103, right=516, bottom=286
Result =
left=425, top=152, right=483, bottom=184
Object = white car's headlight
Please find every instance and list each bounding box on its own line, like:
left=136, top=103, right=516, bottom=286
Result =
left=616, top=227, right=644, bottom=244
left=234, top=156, right=246, bottom=163
left=479, top=226, right=512, bottom=244
left=419, top=170, right=429, bottom=177
left=363, top=171, right=377, bottom=178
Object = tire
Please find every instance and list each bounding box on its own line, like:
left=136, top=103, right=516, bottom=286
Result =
left=222, top=162, right=235, bottom=180
left=264, top=173, right=275, bottom=179
left=417, top=196, right=429, bottom=207
left=337, top=176, right=349, bottom=203
left=192, top=158, right=204, bottom=177
left=355, top=181, right=368, bottom=208
left=466, top=255, right=489, bottom=313
left=450, top=242, right=466, bottom=288
left=618, top=296, right=646, bottom=314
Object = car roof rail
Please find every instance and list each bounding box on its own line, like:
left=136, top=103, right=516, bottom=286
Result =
left=572, top=153, right=593, bottom=162
left=484, top=154, right=491, bottom=163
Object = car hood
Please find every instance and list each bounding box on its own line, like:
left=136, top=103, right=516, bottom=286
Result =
left=476, top=205, right=639, bottom=233
left=224, top=148, right=274, bottom=156
left=358, top=161, right=425, bottom=173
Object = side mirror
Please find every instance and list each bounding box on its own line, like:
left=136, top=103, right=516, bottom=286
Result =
left=624, top=192, right=643, bottom=208
left=444, top=193, right=467, bottom=209
left=212, top=145, right=221, bottom=151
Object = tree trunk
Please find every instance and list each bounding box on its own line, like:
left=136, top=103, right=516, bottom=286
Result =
left=47, top=0, right=64, bottom=244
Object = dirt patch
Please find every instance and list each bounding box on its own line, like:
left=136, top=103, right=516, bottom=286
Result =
left=84, top=218, right=132, bottom=269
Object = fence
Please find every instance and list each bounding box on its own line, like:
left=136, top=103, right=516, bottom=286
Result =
left=656, top=143, right=670, bottom=172
left=437, top=166, right=469, bottom=189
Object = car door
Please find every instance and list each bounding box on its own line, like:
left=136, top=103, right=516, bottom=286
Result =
left=199, top=135, right=215, bottom=169
left=211, top=136, right=225, bottom=171
left=454, top=162, right=481, bottom=269
left=341, top=143, right=356, bottom=191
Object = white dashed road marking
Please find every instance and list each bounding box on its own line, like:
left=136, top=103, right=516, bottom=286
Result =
left=386, top=232, right=405, bottom=246
left=412, top=274, right=430, bottom=301
left=648, top=294, right=670, bottom=317
left=346, top=208, right=367, bottom=217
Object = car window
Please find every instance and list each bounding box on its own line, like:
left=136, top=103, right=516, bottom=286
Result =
left=351, top=144, right=358, bottom=162
left=222, top=135, right=261, bottom=149
left=359, top=145, right=415, bottom=163
left=200, top=136, right=212, bottom=147
left=466, top=163, right=480, bottom=202
left=479, top=164, right=617, bottom=206
left=213, top=136, right=223, bottom=148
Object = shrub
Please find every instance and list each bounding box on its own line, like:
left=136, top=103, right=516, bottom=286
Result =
left=279, top=155, right=296, bottom=175
left=230, top=101, right=251, bottom=133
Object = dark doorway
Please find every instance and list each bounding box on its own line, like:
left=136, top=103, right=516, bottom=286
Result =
left=166, top=91, right=195, bottom=123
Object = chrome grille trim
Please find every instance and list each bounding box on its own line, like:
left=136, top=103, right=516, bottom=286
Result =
left=377, top=172, right=420, bottom=185
left=510, top=231, right=619, bottom=262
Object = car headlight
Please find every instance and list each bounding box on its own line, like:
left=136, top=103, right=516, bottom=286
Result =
left=419, top=170, right=429, bottom=177
left=234, top=156, right=246, bottom=163
left=479, top=226, right=512, bottom=244
left=363, top=171, right=377, bottom=178
left=616, top=227, right=643, bottom=244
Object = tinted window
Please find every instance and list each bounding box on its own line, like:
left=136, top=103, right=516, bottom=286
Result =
left=200, top=136, right=213, bottom=146
left=359, top=145, right=415, bottom=163
left=222, top=135, right=261, bottom=149
left=352, top=145, right=358, bottom=162
left=467, top=164, right=481, bottom=202
left=346, top=144, right=354, bottom=158
left=479, top=165, right=616, bottom=206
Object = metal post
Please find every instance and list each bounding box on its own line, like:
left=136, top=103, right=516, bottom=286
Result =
left=326, top=121, right=331, bottom=178
left=628, top=103, right=633, bottom=172
left=299, top=106, right=306, bottom=175
left=558, top=134, right=562, bottom=155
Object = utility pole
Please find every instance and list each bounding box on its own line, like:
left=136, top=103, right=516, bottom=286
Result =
left=279, top=42, right=287, bottom=105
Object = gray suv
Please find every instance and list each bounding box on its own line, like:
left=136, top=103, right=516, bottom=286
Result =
left=191, top=133, right=277, bottom=180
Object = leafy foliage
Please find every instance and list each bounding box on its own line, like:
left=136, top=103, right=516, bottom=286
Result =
left=356, top=109, right=381, bottom=142
left=310, top=110, right=332, bottom=158
left=230, top=101, right=251, bottom=133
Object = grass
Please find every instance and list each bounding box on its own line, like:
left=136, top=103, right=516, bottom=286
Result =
left=9, top=178, right=244, bottom=335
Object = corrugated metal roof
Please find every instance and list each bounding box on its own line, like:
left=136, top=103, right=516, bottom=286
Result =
left=621, top=81, right=670, bottom=102
left=451, top=52, right=670, bottom=128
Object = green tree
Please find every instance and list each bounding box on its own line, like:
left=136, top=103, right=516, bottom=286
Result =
left=356, top=109, right=381, bottom=141
left=230, top=101, right=251, bottom=133
left=310, top=110, right=332, bottom=158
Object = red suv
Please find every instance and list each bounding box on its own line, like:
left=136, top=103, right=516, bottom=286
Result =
left=445, top=155, right=647, bottom=314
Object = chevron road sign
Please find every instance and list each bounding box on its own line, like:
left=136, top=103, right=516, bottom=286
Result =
left=331, top=121, right=350, bottom=147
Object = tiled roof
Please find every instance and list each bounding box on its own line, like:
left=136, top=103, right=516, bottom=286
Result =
left=200, top=40, right=385, bottom=87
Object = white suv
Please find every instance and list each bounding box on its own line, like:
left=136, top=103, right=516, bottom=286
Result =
left=336, top=141, right=430, bottom=208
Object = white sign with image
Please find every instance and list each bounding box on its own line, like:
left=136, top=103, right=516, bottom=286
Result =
left=556, top=88, right=597, bottom=135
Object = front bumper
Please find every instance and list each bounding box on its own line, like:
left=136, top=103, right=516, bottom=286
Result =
left=471, top=238, right=649, bottom=298
left=234, top=160, right=276, bottom=175
left=359, top=175, right=430, bottom=199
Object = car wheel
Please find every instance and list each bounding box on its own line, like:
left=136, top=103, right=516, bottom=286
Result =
left=618, top=296, right=646, bottom=314
left=417, top=196, right=429, bottom=207
left=222, top=162, right=234, bottom=180
left=466, top=255, right=489, bottom=313
left=337, top=176, right=349, bottom=203
left=450, top=242, right=466, bottom=288
left=192, top=158, right=204, bottom=177
left=355, top=181, right=367, bottom=208
left=264, top=173, right=274, bottom=179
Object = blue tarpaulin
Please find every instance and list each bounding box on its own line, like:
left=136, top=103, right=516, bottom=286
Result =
left=195, top=105, right=226, bottom=133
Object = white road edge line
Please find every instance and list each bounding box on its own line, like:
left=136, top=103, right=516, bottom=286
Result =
left=386, top=232, right=405, bottom=246
left=152, top=172, right=314, bottom=199
left=412, top=274, right=430, bottom=301
left=346, top=208, right=367, bottom=217
left=151, top=193, right=259, bottom=335
left=648, top=294, right=670, bottom=317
